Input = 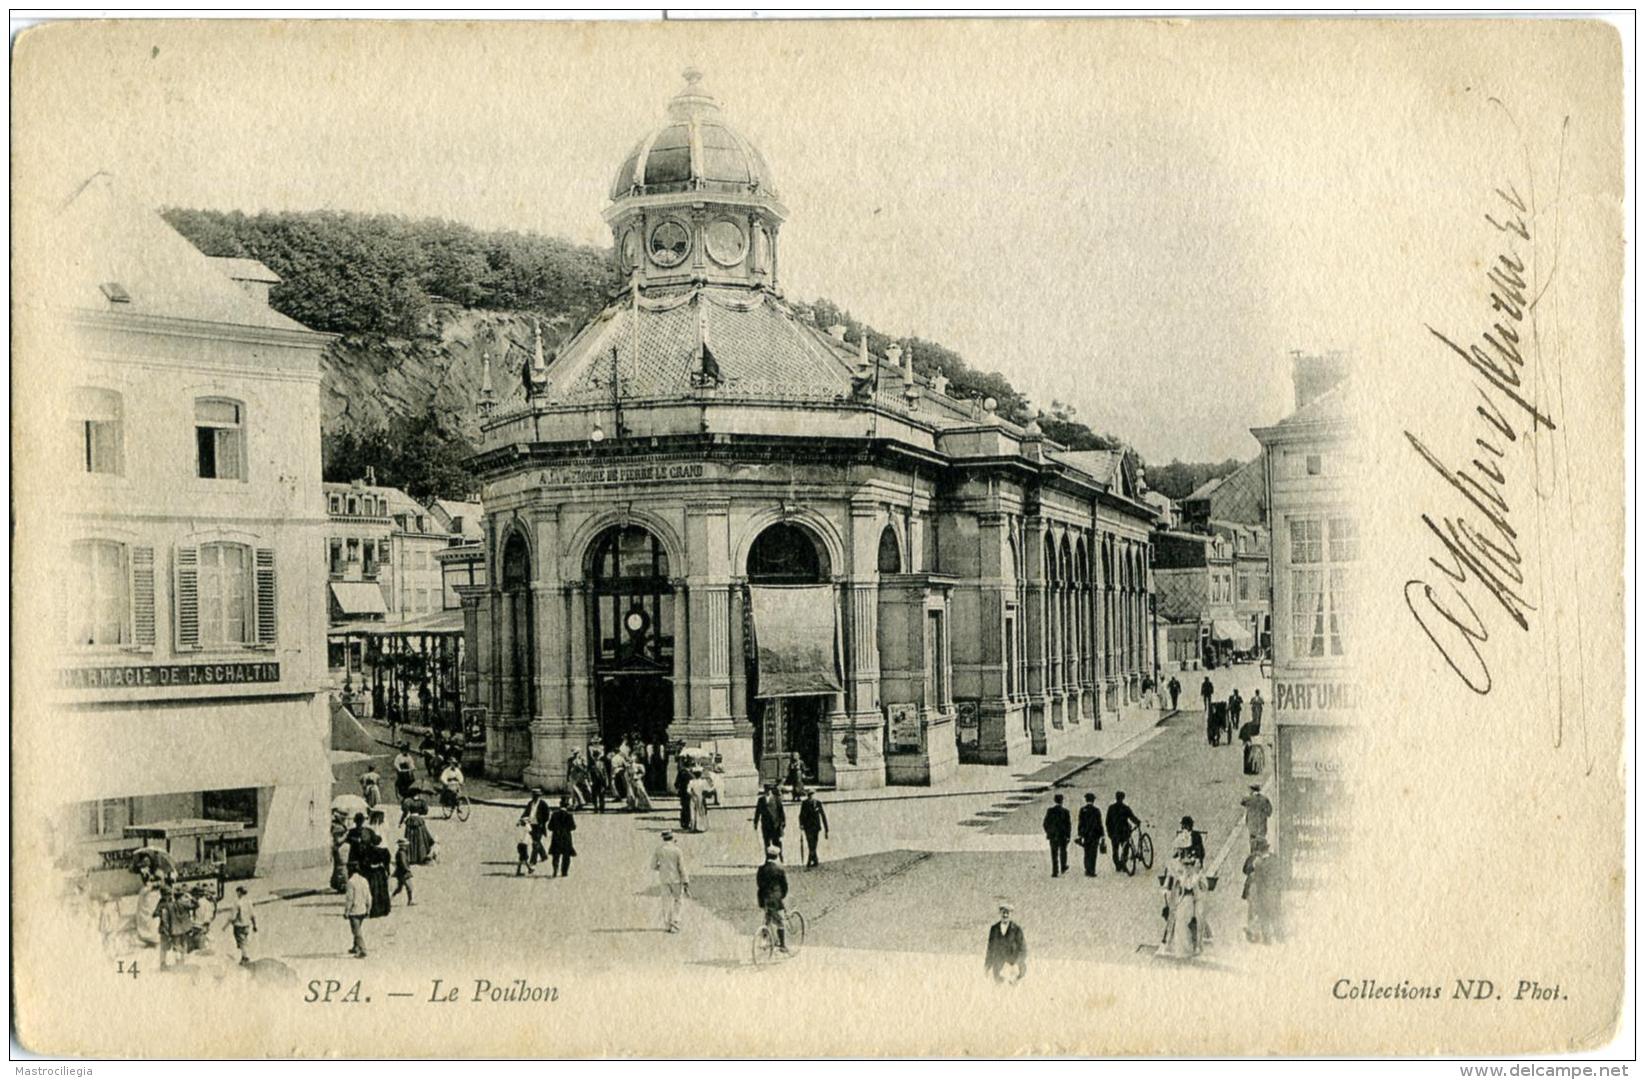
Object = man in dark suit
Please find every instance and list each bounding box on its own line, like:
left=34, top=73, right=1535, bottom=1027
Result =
left=588, top=751, right=609, bottom=813
left=1042, top=794, right=1072, bottom=878
left=1076, top=792, right=1106, bottom=877
left=1105, top=791, right=1140, bottom=872
left=797, top=789, right=829, bottom=868
left=546, top=797, right=577, bottom=878
left=984, top=904, right=1027, bottom=984
left=753, top=785, right=786, bottom=859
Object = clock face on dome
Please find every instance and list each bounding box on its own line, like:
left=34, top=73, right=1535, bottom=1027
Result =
left=705, top=219, right=746, bottom=266
left=648, top=220, right=691, bottom=268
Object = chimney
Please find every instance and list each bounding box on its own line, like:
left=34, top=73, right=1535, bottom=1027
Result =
left=365, top=465, right=377, bottom=486
left=827, top=323, right=847, bottom=341
left=1291, top=349, right=1348, bottom=411
left=931, top=373, right=949, bottom=397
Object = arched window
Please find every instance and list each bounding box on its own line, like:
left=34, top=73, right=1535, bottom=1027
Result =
left=195, top=398, right=246, bottom=481
left=876, top=524, right=902, bottom=574
left=590, top=525, right=673, bottom=669
left=502, top=532, right=532, bottom=589
left=748, top=522, right=827, bottom=584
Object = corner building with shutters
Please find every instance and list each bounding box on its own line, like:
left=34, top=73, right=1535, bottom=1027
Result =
left=26, top=175, right=335, bottom=876
left=469, top=73, right=1159, bottom=798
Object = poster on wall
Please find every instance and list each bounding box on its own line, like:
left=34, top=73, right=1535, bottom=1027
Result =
left=887, top=703, right=922, bottom=751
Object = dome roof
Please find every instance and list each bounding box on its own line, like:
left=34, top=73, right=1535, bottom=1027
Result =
left=609, top=69, right=777, bottom=202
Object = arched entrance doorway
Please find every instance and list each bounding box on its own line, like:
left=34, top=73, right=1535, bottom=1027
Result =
left=746, top=522, right=835, bottom=785
left=589, top=524, right=674, bottom=749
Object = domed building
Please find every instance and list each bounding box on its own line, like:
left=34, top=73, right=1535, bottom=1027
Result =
left=465, top=72, right=1159, bottom=796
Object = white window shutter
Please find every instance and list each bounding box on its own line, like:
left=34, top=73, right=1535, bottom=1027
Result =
left=255, top=547, right=278, bottom=646
left=128, top=546, right=156, bottom=650
left=174, top=546, right=200, bottom=651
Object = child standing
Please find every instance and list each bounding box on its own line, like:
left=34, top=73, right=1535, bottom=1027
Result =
left=391, top=839, right=414, bottom=905
left=222, top=884, right=258, bottom=964
left=515, top=817, right=534, bottom=876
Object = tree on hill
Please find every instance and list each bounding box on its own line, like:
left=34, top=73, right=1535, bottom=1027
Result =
left=1144, top=458, right=1246, bottom=501
left=323, top=407, right=479, bottom=502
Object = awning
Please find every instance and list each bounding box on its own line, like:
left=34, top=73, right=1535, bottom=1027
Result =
left=747, top=584, right=842, bottom=698
left=328, top=608, right=463, bottom=638
left=1210, top=618, right=1255, bottom=650
left=331, top=582, right=388, bottom=616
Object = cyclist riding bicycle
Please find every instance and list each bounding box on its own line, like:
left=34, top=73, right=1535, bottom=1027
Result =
left=755, top=845, right=790, bottom=953
left=438, top=761, right=465, bottom=810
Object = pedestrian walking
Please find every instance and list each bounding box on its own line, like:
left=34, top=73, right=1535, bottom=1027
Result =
left=675, top=760, right=693, bottom=830
left=1250, top=689, right=1265, bottom=728
left=1168, top=675, right=1181, bottom=711
left=629, top=758, right=654, bottom=812
left=547, top=797, right=577, bottom=878
left=524, top=787, right=551, bottom=868
left=392, top=743, right=417, bottom=802
left=514, top=816, right=534, bottom=876
left=785, top=752, right=806, bottom=803
left=753, top=784, right=786, bottom=858
left=328, top=810, right=349, bottom=893
left=1242, top=838, right=1280, bottom=944
left=798, top=789, right=829, bottom=867
left=1200, top=675, right=1214, bottom=715
left=1160, top=844, right=1209, bottom=960
left=391, top=839, right=414, bottom=905
left=687, top=768, right=711, bottom=832
left=360, top=766, right=383, bottom=826
left=344, top=867, right=371, bottom=958
left=151, top=881, right=194, bottom=966
left=566, top=750, right=590, bottom=810
left=1229, top=688, right=1244, bottom=732
left=364, top=835, right=393, bottom=918
left=217, top=884, right=258, bottom=965
left=1042, top=794, right=1072, bottom=878
left=403, top=792, right=436, bottom=864
left=1075, top=792, right=1105, bottom=876
left=1105, top=791, right=1140, bottom=872
left=652, top=830, right=690, bottom=933
left=344, top=814, right=368, bottom=878
left=1240, top=784, right=1273, bottom=846
left=984, top=903, right=1027, bottom=984
left=589, top=750, right=609, bottom=813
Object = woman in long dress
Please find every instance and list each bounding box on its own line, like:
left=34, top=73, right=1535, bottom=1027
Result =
left=629, top=760, right=653, bottom=812
left=363, top=837, right=393, bottom=918
left=1161, top=851, right=1208, bottom=959
left=687, top=769, right=711, bottom=832
left=403, top=793, right=436, bottom=865
left=328, top=811, right=349, bottom=892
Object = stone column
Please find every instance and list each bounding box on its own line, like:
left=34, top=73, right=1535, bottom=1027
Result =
left=1023, top=522, right=1050, bottom=754
left=831, top=501, right=885, bottom=790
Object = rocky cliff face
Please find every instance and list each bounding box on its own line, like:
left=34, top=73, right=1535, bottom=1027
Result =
left=320, top=304, right=586, bottom=443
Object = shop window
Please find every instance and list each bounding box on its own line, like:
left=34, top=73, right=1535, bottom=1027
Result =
left=71, top=387, right=124, bottom=475
left=195, top=398, right=246, bottom=481
left=201, top=787, right=259, bottom=828
left=82, top=797, right=135, bottom=838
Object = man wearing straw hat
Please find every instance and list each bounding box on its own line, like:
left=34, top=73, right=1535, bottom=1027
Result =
left=984, top=903, right=1027, bottom=984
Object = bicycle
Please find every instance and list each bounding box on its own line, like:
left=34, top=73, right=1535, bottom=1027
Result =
left=1119, top=821, right=1155, bottom=876
left=751, top=908, right=807, bottom=964
left=439, top=789, right=472, bottom=822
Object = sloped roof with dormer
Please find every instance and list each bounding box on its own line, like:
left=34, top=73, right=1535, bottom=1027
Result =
left=55, top=173, right=314, bottom=334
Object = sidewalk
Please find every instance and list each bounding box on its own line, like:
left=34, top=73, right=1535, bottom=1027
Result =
left=462, top=704, right=1180, bottom=812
